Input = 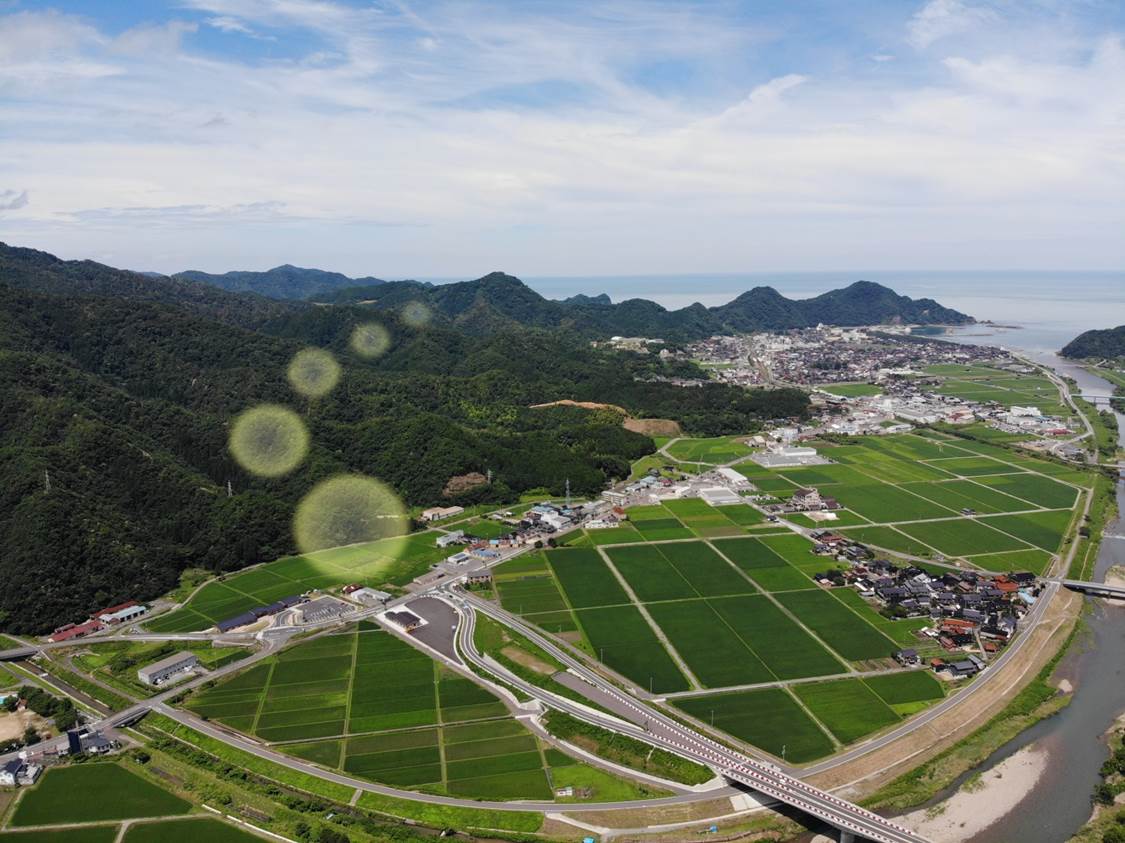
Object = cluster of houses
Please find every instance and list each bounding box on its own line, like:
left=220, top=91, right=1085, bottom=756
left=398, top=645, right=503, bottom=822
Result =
left=814, top=556, right=1038, bottom=674
left=1, top=729, right=121, bottom=788
left=46, top=601, right=150, bottom=643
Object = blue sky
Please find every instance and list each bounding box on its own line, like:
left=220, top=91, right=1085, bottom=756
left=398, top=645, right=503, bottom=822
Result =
left=0, top=0, right=1123, bottom=277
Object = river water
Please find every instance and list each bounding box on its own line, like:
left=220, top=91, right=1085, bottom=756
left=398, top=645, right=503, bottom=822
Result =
left=925, top=329, right=1125, bottom=842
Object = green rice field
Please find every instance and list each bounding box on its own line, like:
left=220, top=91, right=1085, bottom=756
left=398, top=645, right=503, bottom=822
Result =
left=8, top=764, right=191, bottom=827
left=182, top=626, right=554, bottom=799
left=146, top=534, right=449, bottom=632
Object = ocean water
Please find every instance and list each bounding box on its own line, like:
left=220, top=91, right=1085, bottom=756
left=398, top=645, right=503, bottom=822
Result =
left=508, top=270, right=1125, bottom=353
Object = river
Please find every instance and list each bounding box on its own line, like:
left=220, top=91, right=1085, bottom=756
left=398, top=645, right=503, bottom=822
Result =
left=924, top=329, right=1125, bottom=842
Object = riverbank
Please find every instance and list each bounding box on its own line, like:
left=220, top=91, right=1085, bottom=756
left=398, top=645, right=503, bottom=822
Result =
left=851, top=591, right=1080, bottom=811
left=899, top=745, right=1048, bottom=842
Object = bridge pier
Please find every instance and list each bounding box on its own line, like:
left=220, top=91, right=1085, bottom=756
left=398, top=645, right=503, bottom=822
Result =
left=838, top=831, right=857, bottom=843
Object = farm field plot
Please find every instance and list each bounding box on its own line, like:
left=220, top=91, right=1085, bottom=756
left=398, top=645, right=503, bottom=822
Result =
left=147, top=534, right=448, bottom=632
left=575, top=605, right=689, bottom=692
left=793, top=678, right=899, bottom=744
left=121, top=818, right=263, bottom=843
left=665, top=436, right=752, bottom=465
left=546, top=548, right=630, bottom=608
left=900, top=480, right=1036, bottom=515
left=709, top=596, right=847, bottom=679
left=863, top=671, right=944, bottom=715
left=828, top=483, right=956, bottom=523
left=974, top=474, right=1079, bottom=509
left=712, top=537, right=815, bottom=592
left=9, top=763, right=191, bottom=827
left=979, top=510, right=1074, bottom=553
left=967, top=548, right=1054, bottom=575
left=756, top=534, right=821, bottom=571
left=922, top=455, right=1022, bottom=476
left=606, top=545, right=693, bottom=603
left=836, top=526, right=936, bottom=557
left=647, top=599, right=773, bottom=687
left=775, top=590, right=896, bottom=662
left=818, top=383, right=883, bottom=397
left=657, top=541, right=756, bottom=597
left=674, top=688, right=834, bottom=762
left=633, top=518, right=696, bottom=541
left=185, top=628, right=555, bottom=799
left=896, top=518, right=1031, bottom=557
left=496, top=575, right=569, bottom=616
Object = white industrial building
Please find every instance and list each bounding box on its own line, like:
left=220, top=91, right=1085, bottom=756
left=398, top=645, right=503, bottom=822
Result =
left=138, top=651, right=198, bottom=686
left=715, top=466, right=751, bottom=488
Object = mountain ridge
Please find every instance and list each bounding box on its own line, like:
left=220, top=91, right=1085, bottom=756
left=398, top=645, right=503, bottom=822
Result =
left=173, top=264, right=386, bottom=301
left=320, top=271, right=974, bottom=339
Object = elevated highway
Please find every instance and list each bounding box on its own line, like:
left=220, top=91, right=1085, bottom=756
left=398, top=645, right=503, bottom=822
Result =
left=453, top=590, right=929, bottom=843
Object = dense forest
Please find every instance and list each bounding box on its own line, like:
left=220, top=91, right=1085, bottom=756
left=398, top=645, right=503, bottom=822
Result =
left=0, top=244, right=808, bottom=633
left=1062, top=325, right=1125, bottom=359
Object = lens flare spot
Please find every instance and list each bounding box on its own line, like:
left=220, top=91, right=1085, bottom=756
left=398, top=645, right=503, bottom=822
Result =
left=350, top=322, right=391, bottom=358
left=229, top=405, right=310, bottom=477
left=401, top=301, right=432, bottom=328
left=293, top=474, right=408, bottom=556
left=288, top=348, right=341, bottom=398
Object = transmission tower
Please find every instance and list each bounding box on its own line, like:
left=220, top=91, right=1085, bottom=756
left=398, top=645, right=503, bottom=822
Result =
left=565, top=478, right=571, bottom=509
left=44, top=470, right=51, bottom=494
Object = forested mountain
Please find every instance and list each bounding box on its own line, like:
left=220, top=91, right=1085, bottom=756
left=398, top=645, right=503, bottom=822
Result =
left=0, top=242, right=296, bottom=329
left=321, top=273, right=973, bottom=339
left=0, top=244, right=808, bottom=633
left=1061, top=325, right=1125, bottom=359
left=174, top=264, right=387, bottom=300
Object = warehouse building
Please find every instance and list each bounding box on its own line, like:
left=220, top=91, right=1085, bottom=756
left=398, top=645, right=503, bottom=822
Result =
left=137, top=651, right=199, bottom=686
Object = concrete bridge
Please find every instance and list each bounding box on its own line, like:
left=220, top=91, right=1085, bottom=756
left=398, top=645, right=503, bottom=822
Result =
left=0, top=646, right=38, bottom=661
left=1062, top=579, right=1125, bottom=599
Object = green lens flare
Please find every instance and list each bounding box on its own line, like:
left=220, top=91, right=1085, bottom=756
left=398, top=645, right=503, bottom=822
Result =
left=350, top=322, right=391, bottom=358
left=293, top=474, right=408, bottom=556
left=288, top=348, right=341, bottom=398
left=401, top=301, right=432, bottom=328
left=229, top=405, right=310, bottom=477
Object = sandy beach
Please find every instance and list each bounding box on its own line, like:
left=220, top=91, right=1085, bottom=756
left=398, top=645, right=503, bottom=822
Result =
left=900, top=745, right=1048, bottom=842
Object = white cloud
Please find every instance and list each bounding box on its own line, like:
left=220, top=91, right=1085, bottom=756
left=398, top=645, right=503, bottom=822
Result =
left=908, top=0, right=996, bottom=49
left=0, top=2, right=1122, bottom=274
left=0, top=189, right=29, bottom=211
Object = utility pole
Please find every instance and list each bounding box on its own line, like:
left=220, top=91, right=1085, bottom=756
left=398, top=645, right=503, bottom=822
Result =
left=565, top=478, right=571, bottom=508
left=226, top=480, right=233, bottom=498
left=43, top=470, right=51, bottom=494
left=486, top=468, right=493, bottom=484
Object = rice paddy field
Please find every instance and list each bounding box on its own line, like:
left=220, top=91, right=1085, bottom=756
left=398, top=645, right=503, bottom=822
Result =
left=725, top=431, right=1092, bottom=574
left=7, top=764, right=191, bottom=827
left=494, top=532, right=930, bottom=693
left=673, top=668, right=945, bottom=762
left=181, top=625, right=555, bottom=799
left=146, top=533, right=449, bottom=633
